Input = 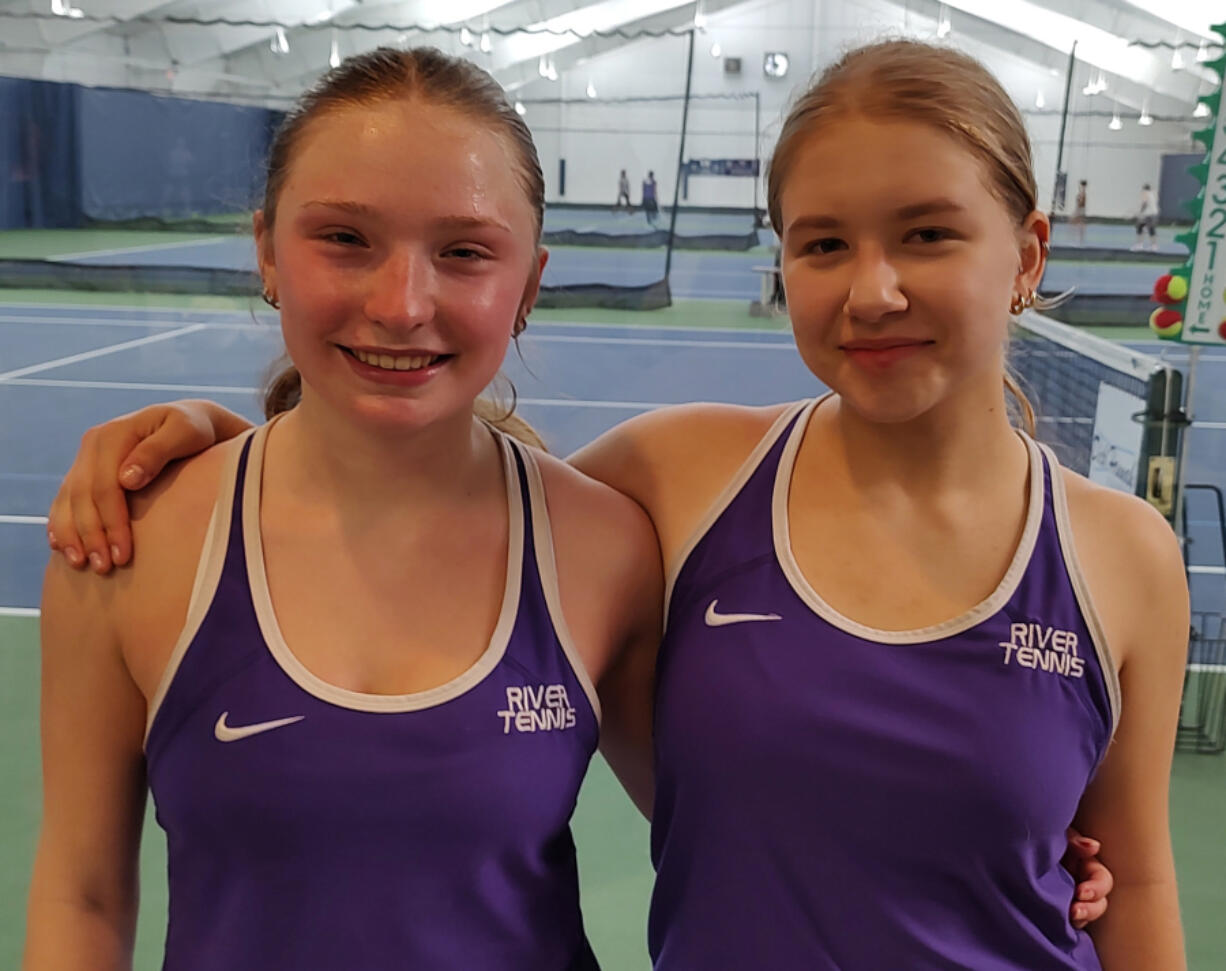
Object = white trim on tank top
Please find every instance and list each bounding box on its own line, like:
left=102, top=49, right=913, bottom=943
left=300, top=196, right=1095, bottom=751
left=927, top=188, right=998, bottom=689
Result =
left=245, top=420, right=525, bottom=713
left=144, top=429, right=254, bottom=746
left=1040, top=442, right=1122, bottom=734
left=662, top=399, right=810, bottom=621
left=510, top=438, right=603, bottom=724
left=772, top=397, right=1045, bottom=645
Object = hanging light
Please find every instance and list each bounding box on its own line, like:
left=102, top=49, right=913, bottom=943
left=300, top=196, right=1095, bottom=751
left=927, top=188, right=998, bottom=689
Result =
left=936, top=4, right=951, bottom=38
left=538, top=55, right=549, bottom=78
left=270, top=27, right=290, bottom=54
left=710, top=42, right=722, bottom=58
left=1138, top=104, right=1153, bottom=126
left=1196, top=40, right=1211, bottom=62
left=329, top=35, right=341, bottom=69
left=1035, top=89, right=1046, bottom=109
left=514, top=100, right=526, bottom=116
left=460, top=27, right=473, bottom=47
left=586, top=80, right=597, bottom=99
left=1194, top=101, right=1211, bottom=118
left=694, top=0, right=707, bottom=29
left=480, top=32, right=492, bottom=53
left=1172, top=47, right=1185, bottom=70
left=1108, top=105, right=1122, bottom=131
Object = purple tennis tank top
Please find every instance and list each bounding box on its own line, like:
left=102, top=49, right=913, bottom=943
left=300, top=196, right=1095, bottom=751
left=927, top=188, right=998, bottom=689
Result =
left=649, top=399, right=1119, bottom=970
left=144, top=423, right=601, bottom=969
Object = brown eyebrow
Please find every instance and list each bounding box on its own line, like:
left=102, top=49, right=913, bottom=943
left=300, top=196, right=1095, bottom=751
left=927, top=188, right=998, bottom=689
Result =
left=302, top=200, right=380, bottom=217
left=891, top=199, right=967, bottom=220
left=787, top=199, right=967, bottom=234
left=302, top=201, right=511, bottom=234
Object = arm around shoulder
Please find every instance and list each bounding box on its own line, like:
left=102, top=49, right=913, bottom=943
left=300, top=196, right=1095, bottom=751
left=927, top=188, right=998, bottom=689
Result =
left=567, top=401, right=793, bottom=563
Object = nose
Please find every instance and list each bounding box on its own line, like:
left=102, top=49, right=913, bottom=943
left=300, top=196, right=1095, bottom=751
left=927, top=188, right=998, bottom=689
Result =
left=844, top=244, right=907, bottom=323
left=363, top=247, right=436, bottom=329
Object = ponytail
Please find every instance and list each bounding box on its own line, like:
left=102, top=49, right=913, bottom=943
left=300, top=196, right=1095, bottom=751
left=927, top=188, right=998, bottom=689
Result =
left=1003, top=371, right=1036, bottom=438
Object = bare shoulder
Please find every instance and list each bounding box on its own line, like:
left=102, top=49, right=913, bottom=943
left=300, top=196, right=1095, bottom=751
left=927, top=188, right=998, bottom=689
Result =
left=567, top=401, right=799, bottom=561
left=110, top=436, right=246, bottom=695
left=570, top=401, right=793, bottom=484
left=1060, top=469, right=1188, bottom=668
left=531, top=445, right=659, bottom=572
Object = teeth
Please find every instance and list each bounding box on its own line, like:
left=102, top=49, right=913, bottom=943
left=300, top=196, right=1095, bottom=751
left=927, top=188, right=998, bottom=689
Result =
left=353, top=349, right=438, bottom=371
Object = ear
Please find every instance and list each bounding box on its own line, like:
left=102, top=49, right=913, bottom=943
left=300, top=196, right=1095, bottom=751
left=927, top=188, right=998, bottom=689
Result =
left=516, top=246, right=550, bottom=328
left=252, top=209, right=276, bottom=294
left=1015, top=209, right=1050, bottom=298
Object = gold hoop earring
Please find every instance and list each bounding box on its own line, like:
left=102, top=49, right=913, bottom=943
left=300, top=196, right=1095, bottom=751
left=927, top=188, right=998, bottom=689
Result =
left=261, top=288, right=279, bottom=310
left=1009, top=290, right=1034, bottom=315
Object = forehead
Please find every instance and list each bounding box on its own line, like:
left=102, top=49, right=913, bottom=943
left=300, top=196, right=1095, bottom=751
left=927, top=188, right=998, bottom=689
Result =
left=283, top=99, right=530, bottom=221
left=779, top=117, right=998, bottom=222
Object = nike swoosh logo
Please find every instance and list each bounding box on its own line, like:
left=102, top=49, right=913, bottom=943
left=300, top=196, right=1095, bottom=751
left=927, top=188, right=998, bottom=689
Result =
left=214, top=711, right=305, bottom=742
left=704, top=599, right=782, bottom=627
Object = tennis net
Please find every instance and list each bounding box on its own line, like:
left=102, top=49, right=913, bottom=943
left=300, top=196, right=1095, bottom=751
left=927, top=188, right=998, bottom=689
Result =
left=1010, top=311, right=1185, bottom=510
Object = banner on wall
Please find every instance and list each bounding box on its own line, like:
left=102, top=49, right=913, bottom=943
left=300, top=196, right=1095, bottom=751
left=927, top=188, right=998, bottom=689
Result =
left=1150, top=23, right=1226, bottom=346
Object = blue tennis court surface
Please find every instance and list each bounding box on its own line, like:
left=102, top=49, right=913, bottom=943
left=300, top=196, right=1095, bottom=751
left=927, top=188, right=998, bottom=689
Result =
left=1, top=301, right=1223, bottom=621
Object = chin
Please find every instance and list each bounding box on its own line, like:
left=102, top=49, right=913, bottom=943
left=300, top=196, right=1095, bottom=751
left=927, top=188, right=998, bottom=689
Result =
left=834, top=378, right=947, bottom=427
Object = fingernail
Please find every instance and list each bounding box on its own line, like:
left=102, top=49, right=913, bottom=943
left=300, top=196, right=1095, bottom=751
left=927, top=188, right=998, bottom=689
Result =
left=111, top=545, right=121, bottom=562
left=66, top=548, right=83, bottom=565
left=89, top=553, right=103, bottom=571
left=1079, top=887, right=1094, bottom=901
left=1073, top=906, right=1086, bottom=921
left=121, top=465, right=145, bottom=487
left=47, top=530, right=57, bottom=547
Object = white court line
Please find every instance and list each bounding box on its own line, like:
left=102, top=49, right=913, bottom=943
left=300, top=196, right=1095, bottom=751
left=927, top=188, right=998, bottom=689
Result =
left=0, top=515, right=47, bottom=525
left=50, top=237, right=239, bottom=262
left=529, top=334, right=792, bottom=350
left=0, top=313, right=265, bottom=332
left=6, top=377, right=259, bottom=394
left=0, top=607, right=39, bottom=618
left=520, top=397, right=664, bottom=410
left=0, top=315, right=789, bottom=349
left=3, top=376, right=667, bottom=408
left=1188, top=566, right=1226, bottom=575
left=0, top=324, right=207, bottom=383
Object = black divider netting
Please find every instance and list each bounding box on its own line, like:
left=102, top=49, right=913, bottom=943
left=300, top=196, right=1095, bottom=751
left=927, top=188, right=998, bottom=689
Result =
left=1009, top=312, right=1183, bottom=499
left=0, top=259, right=259, bottom=297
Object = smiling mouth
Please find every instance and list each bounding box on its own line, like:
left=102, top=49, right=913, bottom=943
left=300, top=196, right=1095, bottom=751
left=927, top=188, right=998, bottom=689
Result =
left=339, top=346, right=453, bottom=372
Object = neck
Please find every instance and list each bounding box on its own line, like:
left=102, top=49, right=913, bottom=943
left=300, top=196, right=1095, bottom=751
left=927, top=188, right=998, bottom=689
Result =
left=819, top=380, right=1028, bottom=500
left=266, top=392, right=499, bottom=518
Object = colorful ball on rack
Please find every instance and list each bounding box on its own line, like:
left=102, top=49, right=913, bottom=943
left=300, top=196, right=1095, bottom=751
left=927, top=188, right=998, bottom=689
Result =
left=1152, top=274, right=1188, bottom=304
left=1219, top=318, right=1226, bottom=342
left=1149, top=307, right=1183, bottom=338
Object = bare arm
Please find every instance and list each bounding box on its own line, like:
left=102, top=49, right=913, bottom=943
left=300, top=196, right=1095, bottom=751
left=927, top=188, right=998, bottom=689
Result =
left=1074, top=497, right=1188, bottom=969
left=48, top=400, right=250, bottom=573
left=23, top=559, right=149, bottom=969
left=595, top=534, right=661, bottom=820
